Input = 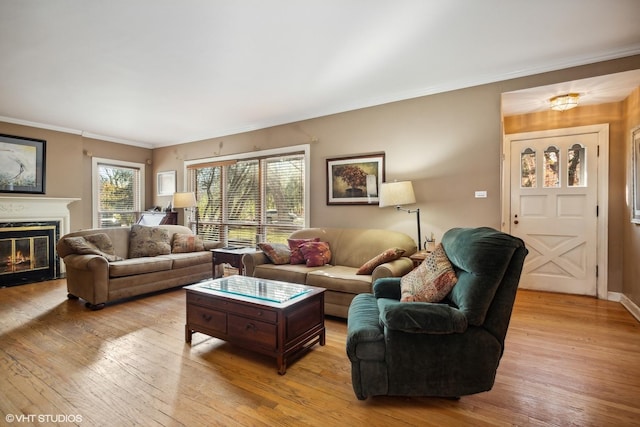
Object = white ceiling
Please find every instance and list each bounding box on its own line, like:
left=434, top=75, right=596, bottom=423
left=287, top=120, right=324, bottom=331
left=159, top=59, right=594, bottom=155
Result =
left=1, top=1, right=639, bottom=148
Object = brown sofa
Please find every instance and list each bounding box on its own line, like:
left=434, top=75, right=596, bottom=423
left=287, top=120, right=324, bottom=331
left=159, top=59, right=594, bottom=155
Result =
left=242, top=227, right=417, bottom=318
left=57, top=224, right=222, bottom=309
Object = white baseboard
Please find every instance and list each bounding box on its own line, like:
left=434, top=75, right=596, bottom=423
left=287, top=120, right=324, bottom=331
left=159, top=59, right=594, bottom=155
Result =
left=610, top=292, right=640, bottom=323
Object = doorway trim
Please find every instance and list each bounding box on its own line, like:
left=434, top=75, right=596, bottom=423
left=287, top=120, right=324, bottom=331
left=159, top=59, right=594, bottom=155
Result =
left=502, top=124, right=609, bottom=299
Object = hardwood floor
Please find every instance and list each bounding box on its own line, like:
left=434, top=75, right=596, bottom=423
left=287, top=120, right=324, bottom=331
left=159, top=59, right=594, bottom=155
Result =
left=1, top=279, right=639, bottom=426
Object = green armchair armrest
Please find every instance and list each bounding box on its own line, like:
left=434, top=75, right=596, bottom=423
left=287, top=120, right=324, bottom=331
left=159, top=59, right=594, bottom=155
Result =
left=373, top=277, right=402, bottom=300
left=377, top=298, right=468, bottom=334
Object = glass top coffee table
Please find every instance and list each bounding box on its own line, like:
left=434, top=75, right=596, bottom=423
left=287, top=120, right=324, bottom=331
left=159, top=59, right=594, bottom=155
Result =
left=184, top=276, right=325, bottom=374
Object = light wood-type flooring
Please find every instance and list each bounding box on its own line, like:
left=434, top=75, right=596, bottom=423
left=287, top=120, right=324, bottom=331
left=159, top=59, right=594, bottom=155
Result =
left=1, top=279, right=639, bottom=426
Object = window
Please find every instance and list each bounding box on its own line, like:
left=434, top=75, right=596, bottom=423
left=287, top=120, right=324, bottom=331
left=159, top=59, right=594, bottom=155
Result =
left=543, top=145, right=560, bottom=188
left=520, top=147, right=536, bottom=188
left=185, top=145, right=309, bottom=246
left=567, top=143, right=586, bottom=187
left=92, top=158, right=145, bottom=228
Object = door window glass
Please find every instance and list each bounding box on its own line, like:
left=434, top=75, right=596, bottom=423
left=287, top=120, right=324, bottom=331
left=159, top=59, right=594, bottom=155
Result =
left=568, top=144, right=586, bottom=187
left=544, top=146, right=560, bottom=188
left=520, top=148, right=536, bottom=188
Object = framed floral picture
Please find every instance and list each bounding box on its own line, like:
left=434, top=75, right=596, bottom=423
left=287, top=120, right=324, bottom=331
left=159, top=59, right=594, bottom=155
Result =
left=327, top=153, right=385, bottom=205
left=0, top=134, right=46, bottom=194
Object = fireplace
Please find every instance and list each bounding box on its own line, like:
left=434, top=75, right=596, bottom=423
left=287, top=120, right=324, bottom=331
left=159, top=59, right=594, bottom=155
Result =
left=0, top=221, right=60, bottom=286
left=0, top=196, right=79, bottom=287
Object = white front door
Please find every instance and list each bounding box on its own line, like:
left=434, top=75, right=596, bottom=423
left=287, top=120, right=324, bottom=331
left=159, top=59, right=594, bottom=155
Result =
left=503, top=125, right=608, bottom=297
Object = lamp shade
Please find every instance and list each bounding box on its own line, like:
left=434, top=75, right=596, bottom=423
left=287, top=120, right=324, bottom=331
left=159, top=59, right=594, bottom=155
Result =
left=172, top=192, right=196, bottom=208
left=379, top=181, right=416, bottom=208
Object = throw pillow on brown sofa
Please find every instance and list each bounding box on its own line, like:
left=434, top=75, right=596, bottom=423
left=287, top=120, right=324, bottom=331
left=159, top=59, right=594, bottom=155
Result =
left=63, top=233, right=123, bottom=262
left=298, top=241, right=332, bottom=267
left=357, top=247, right=406, bottom=275
left=288, top=237, right=320, bottom=265
left=257, top=242, right=291, bottom=264
left=129, top=224, right=171, bottom=258
left=172, top=233, right=205, bottom=253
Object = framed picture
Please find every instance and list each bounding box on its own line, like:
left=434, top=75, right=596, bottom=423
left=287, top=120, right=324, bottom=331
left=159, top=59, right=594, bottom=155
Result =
left=157, top=170, right=176, bottom=196
left=327, top=153, right=385, bottom=205
left=0, top=134, right=46, bottom=194
left=632, top=126, right=640, bottom=224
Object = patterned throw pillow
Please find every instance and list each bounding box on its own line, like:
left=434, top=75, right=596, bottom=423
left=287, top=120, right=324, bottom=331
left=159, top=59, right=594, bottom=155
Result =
left=400, top=243, right=458, bottom=302
left=288, top=237, right=320, bottom=264
left=298, top=241, right=332, bottom=267
left=257, top=242, right=291, bottom=264
left=128, top=224, right=171, bottom=258
left=63, top=233, right=123, bottom=262
left=356, top=247, right=406, bottom=275
left=172, top=233, right=205, bottom=253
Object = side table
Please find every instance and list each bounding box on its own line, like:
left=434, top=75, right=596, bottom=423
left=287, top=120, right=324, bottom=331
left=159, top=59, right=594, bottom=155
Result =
left=211, top=247, right=260, bottom=278
left=409, top=249, right=433, bottom=268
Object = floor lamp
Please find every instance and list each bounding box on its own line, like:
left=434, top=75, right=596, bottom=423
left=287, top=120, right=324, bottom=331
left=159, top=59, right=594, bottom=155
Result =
left=172, top=192, right=198, bottom=234
left=379, top=181, right=422, bottom=250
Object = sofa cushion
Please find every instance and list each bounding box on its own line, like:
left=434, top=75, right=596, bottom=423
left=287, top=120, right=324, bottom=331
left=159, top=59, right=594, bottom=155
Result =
left=306, top=265, right=372, bottom=294
left=257, top=242, right=291, bottom=265
left=172, top=233, right=204, bottom=253
left=400, top=244, right=457, bottom=303
left=253, top=263, right=324, bottom=284
left=129, top=224, right=172, bottom=258
left=299, top=241, right=332, bottom=267
left=159, top=251, right=212, bottom=269
left=357, top=247, right=406, bottom=275
left=108, top=257, right=173, bottom=278
left=288, top=237, right=320, bottom=264
left=62, top=233, right=123, bottom=262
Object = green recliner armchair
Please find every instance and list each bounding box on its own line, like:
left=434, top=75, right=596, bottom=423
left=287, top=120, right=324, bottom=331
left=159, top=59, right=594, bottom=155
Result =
left=346, top=227, right=528, bottom=400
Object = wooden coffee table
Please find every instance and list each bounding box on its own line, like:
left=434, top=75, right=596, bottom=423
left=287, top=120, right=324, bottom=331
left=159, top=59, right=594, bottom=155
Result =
left=184, top=276, right=325, bottom=374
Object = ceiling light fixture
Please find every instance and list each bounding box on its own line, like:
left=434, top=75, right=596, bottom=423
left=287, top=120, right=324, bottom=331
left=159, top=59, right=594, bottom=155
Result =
left=549, top=93, right=579, bottom=111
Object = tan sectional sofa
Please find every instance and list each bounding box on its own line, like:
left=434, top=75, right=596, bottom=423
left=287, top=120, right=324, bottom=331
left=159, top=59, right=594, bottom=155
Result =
left=242, top=227, right=417, bottom=318
left=57, top=224, right=222, bottom=309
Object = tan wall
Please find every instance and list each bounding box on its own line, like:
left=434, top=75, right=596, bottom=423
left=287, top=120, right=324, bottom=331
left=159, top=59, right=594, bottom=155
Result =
left=1, top=55, right=639, bottom=298
left=624, top=87, right=640, bottom=305
left=0, top=121, right=153, bottom=230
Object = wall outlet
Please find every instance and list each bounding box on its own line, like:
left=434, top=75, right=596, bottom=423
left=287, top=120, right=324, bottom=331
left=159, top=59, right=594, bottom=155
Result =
left=475, top=191, right=487, bottom=198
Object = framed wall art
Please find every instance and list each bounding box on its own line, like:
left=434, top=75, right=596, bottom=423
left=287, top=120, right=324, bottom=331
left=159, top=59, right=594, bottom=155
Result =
left=0, top=134, right=46, bottom=194
left=632, top=126, right=640, bottom=224
left=157, top=170, right=176, bottom=196
left=327, top=153, right=385, bottom=205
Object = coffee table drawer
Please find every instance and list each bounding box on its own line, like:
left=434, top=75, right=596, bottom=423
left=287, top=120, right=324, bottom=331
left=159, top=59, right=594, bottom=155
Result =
left=187, top=305, right=227, bottom=335
left=187, top=293, right=277, bottom=323
left=228, top=314, right=276, bottom=349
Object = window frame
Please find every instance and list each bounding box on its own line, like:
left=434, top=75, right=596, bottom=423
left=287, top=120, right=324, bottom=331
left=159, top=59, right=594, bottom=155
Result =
left=92, top=157, right=146, bottom=229
left=183, top=144, right=310, bottom=244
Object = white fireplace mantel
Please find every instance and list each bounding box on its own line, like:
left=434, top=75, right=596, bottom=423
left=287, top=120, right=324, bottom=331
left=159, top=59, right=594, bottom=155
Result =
left=0, top=196, right=80, bottom=237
